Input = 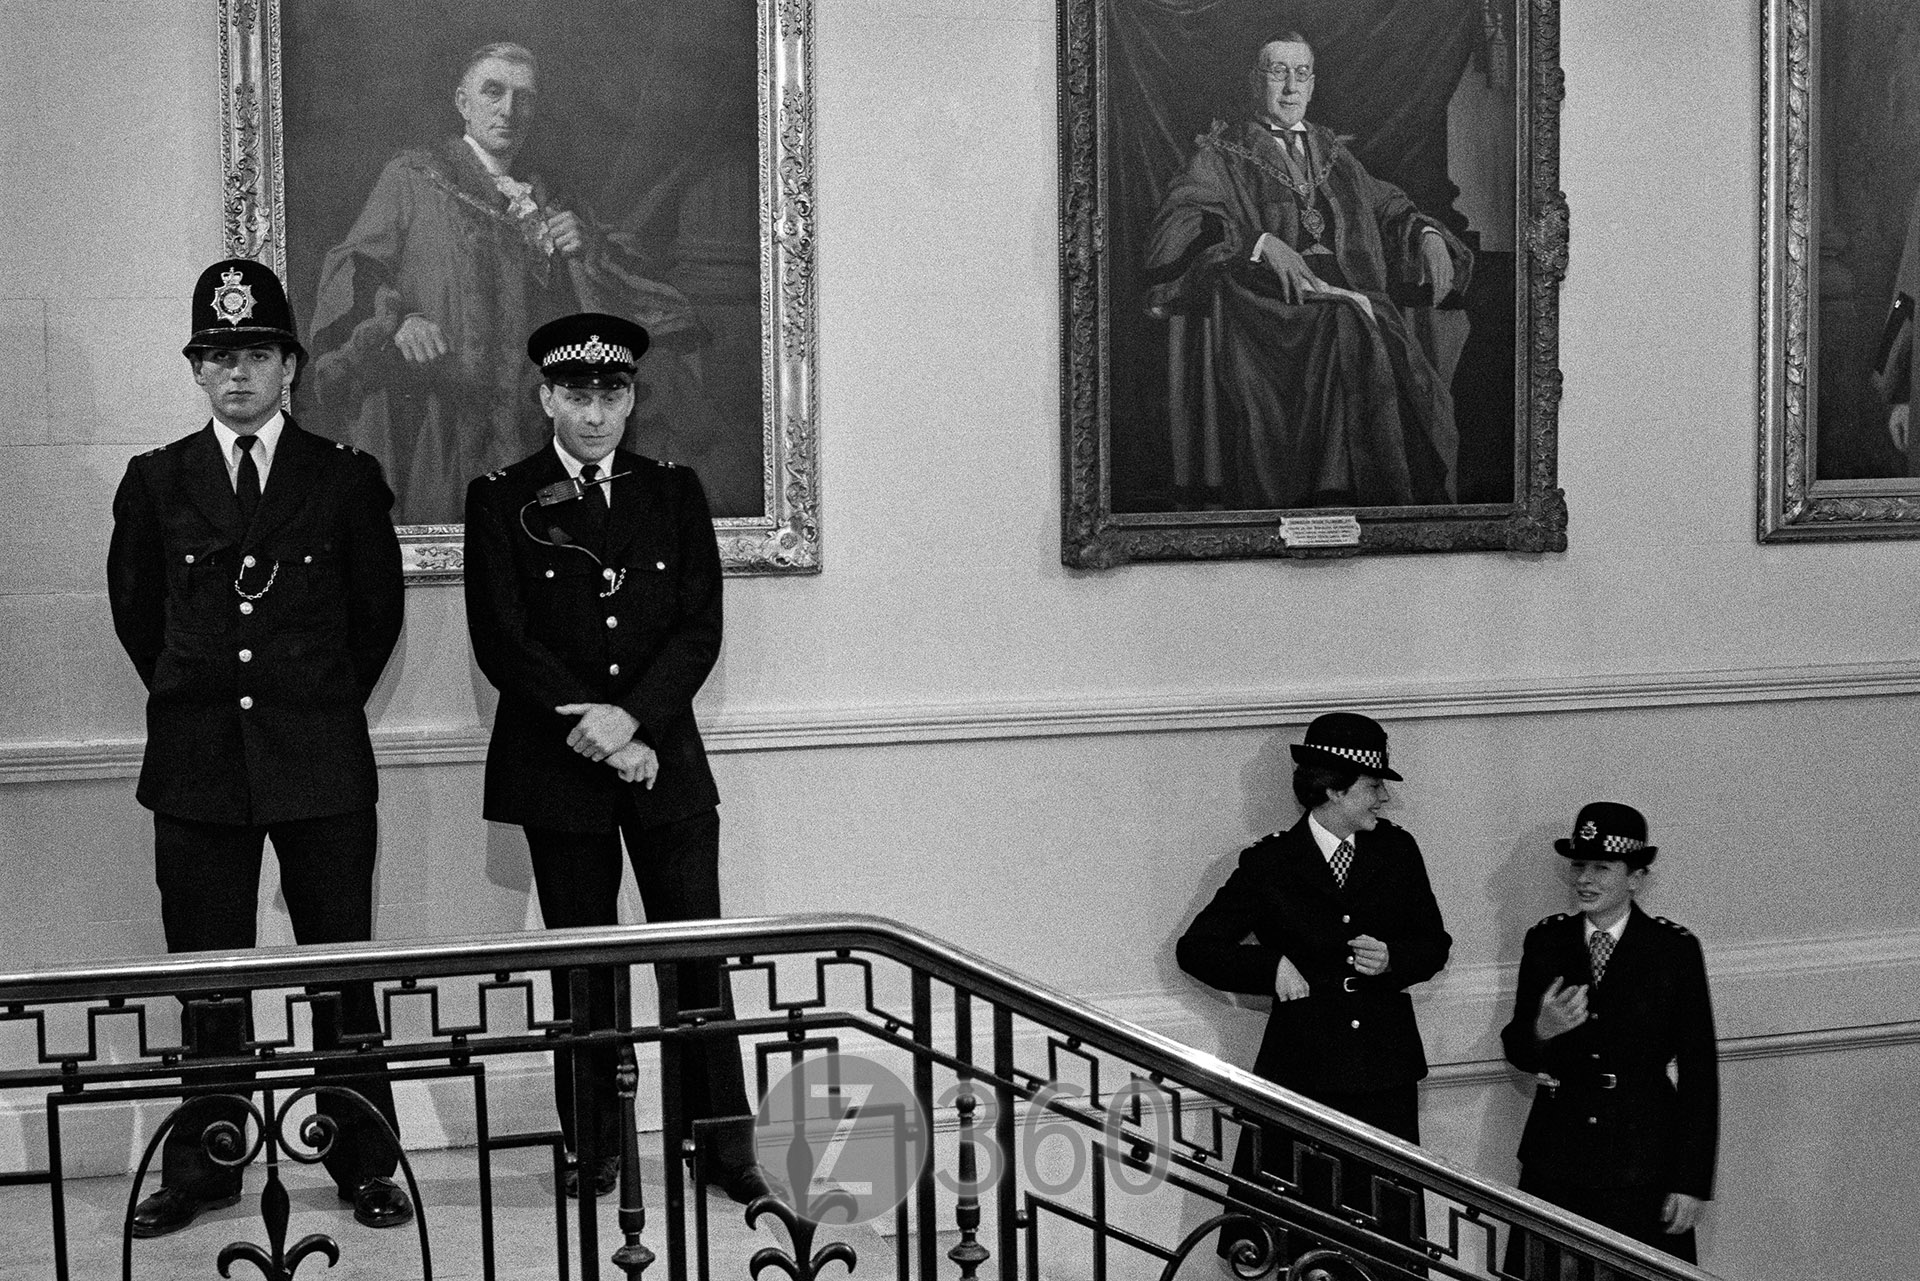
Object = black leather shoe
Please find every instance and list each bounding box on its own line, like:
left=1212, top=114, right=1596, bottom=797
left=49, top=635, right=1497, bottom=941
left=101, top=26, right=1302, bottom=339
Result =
left=130, top=1184, right=242, bottom=1238
left=714, top=1161, right=778, bottom=1206
left=338, top=1176, right=414, bottom=1229
left=564, top=1154, right=621, bottom=1199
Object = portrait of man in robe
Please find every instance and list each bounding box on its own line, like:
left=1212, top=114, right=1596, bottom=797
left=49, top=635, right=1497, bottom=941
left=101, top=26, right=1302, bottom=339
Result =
left=277, top=2, right=768, bottom=530
left=1104, top=0, right=1519, bottom=517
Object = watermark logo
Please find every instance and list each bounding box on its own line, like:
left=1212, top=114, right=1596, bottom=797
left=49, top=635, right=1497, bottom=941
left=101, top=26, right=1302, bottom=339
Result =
left=753, top=1052, right=1173, bottom=1224
left=753, top=1053, right=930, bottom=1225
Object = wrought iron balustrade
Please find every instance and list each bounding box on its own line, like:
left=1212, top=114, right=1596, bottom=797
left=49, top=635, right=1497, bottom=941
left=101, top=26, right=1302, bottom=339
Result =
left=0, top=913, right=1720, bottom=1281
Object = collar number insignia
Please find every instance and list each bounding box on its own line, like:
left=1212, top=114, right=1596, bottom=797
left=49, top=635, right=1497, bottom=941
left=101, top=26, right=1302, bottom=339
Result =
left=210, top=266, right=257, bottom=327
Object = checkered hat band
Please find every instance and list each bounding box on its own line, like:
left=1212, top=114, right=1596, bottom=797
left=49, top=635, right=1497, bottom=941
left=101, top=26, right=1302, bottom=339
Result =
left=1601, top=834, right=1646, bottom=854
left=1312, top=744, right=1385, bottom=771
left=542, top=338, right=633, bottom=368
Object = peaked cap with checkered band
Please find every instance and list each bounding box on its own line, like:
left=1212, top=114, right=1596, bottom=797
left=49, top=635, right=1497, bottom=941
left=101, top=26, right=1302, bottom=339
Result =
left=526, top=312, right=650, bottom=387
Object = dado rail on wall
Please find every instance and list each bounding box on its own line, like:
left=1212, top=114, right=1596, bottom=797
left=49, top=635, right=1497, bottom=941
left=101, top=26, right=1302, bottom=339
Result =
left=3, top=659, right=1917, bottom=784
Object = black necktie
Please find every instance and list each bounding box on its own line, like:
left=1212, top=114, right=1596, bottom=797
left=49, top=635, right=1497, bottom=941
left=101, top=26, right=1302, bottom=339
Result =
left=577, top=462, right=608, bottom=545
left=235, top=435, right=261, bottom=527
left=581, top=462, right=608, bottom=511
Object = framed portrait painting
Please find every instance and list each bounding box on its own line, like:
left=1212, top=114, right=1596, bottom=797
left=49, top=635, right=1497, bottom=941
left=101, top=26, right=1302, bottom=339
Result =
left=217, top=0, right=818, bottom=578
left=1762, top=0, right=1920, bottom=539
left=1059, top=0, right=1567, bottom=566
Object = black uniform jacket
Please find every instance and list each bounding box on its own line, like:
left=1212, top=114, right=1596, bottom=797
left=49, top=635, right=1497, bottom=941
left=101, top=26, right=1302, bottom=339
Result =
left=1500, top=905, right=1718, bottom=1198
left=1177, top=817, right=1452, bottom=1095
left=464, top=443, right=722, bottom=832
left=107, top=419, right=403, bottom=825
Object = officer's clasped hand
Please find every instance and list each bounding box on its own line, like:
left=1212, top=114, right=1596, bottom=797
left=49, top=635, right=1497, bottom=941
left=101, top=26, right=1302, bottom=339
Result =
left=1348, top=934, right=1390, bottom=976
left=556, top=703, right=640, bottom=762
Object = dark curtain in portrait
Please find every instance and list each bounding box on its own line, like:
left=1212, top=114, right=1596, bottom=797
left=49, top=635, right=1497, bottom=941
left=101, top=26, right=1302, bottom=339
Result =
left=1104, top=0, right=1517, bottom=512
left=278, top=0, right=765, bottom=520
left=1816, top=0, right=1920, bottom=480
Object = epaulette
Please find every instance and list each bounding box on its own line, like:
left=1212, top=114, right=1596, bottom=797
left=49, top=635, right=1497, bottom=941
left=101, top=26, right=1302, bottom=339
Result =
left=1653, top=916, right=1692, bottom=935
left=1534, top=912, right=1573, bottom=928
left=485, top=468, right=506, bottom=481
left=142, top=445, right=166, bottom=457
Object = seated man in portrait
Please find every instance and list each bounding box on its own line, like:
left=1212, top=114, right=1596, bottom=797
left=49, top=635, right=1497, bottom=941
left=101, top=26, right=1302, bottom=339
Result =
left=304, top=41, right=742, bottom=525
left=1144, top=31, right=1473, bottom=511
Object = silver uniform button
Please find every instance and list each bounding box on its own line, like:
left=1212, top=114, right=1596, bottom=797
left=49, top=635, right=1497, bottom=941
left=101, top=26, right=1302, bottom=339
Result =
left=606, top=615, right=618, bottom=629
left=184, top=554, right=195, bottom=564
left=545, top=569, right=555, bottom=579
left=1342, top=914, right=1351, bottom=924
left=239, top=649, right=252, bottom=663
left=609, top=664, right=621, bottom=676
left=655, top=560, right=666, bottom=570
left=243, top=555, right=256, bottom=568
left=239, top=601, right=253, bottom=615
left=239, top=696, right=253, bottom=710
left=1349, top=1019, right=1360, bottom=1029
left=304, top=555, right=313, bottom=564
left=602, top=568, right=616, bottom=581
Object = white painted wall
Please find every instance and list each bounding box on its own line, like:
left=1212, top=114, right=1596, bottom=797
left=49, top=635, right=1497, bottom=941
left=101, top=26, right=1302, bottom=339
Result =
left=3, top=1, right=1920, bottom=1276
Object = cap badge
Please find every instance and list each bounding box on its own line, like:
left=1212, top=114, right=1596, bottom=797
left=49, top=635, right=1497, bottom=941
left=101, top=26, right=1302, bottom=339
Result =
left=210, top=266, right=257, bottom=327
left=1578, top=820, right=1598, bottom=840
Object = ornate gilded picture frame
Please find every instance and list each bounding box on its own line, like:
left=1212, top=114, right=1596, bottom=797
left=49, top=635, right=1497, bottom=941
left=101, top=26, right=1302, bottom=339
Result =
left=217, top=0, right=818, bottom=579
left=1761, top=0, right=1920, bottom=540
left=1059, top=0, right=1566, bottom=566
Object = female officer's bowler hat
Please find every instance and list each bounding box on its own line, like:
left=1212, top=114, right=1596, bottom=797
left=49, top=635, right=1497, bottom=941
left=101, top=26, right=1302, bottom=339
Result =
left=1288, top=712, right=1402, bottom=781
left=1554, top=801, right=1658, bottom=868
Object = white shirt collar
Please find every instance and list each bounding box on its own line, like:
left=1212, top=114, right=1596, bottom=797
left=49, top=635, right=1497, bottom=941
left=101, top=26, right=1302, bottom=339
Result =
left=1583, top=910, right=1631, bottom=944
left=552, top=439, right=616, bottom=506
left=210, top=411, right=285, bottom=486
left=1306, top=812, right=1348, bottom=863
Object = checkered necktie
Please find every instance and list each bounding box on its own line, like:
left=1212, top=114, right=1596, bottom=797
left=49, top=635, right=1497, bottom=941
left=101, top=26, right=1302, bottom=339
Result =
left=1589, top=931, right=1614, bottom=984
left=1330, top=839, right=1353, bottom=889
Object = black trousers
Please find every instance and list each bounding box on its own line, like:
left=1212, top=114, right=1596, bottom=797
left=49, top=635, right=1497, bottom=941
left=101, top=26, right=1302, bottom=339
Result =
left=1224, top=1083, right=1424, bottom=1261
left=153, top=810, right=400, bottom=1194
left=1503, top=1171, right=1697, bottom=1277
left=523, top=806, right=751, bottom=1168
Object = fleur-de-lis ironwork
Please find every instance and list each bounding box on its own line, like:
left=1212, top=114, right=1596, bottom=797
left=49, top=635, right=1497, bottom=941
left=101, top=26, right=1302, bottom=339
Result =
left=215, top=1173, right=339, bottom=1280
left=745, top=1194, right=855, bottom=1281
left=123, top=1085, right=431, bottom=1280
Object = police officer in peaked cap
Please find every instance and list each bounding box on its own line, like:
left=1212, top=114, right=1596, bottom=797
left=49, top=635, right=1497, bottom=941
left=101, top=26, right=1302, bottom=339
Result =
left=462, top=311, right=772, bottom=1204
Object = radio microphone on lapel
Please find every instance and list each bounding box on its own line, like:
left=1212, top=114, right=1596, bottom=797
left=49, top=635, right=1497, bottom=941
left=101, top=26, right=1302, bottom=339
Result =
left=535, top=469, right=633, bottom=507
